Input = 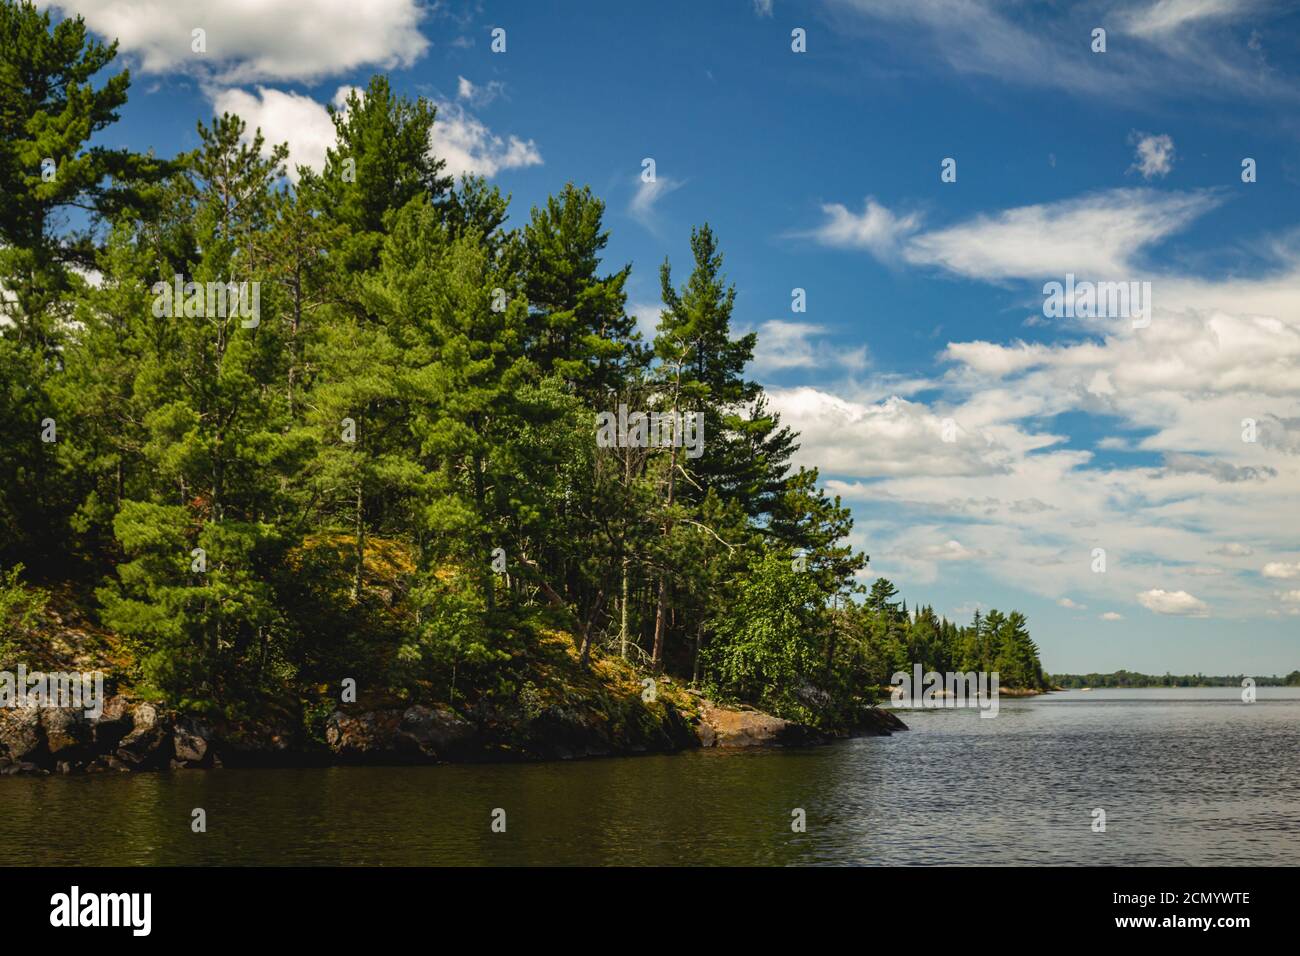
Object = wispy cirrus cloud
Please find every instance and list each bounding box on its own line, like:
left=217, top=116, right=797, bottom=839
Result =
left=629, top=175, right=683, bottom=231
left=824, top=0, right=1296, bottom=103
left=797, top=197, right=922, bottom=260
left=800, top=189, right=1221, bottom=279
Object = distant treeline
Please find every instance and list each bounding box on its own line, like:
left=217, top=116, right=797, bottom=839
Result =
left=1051, top=670, right=1300, bottom=688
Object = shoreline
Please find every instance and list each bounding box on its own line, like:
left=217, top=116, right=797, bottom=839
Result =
left=0, top=694, right=908, bottom=776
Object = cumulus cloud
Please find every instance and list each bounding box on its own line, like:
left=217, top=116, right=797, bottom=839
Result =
left=207, top=87, right=540, bottom=183
left=1262, top=561, right=1300, bottom=579
left=767, top=388, right=1024, bottom=479
left=1137, top=588, right=1210, bottom=616
left=1100, top=611, right=1124, bottom=621
left=1058, top=597, right=1087, bottom=610
left=749, top=321, right=868, bottom=375
left=1129, top=132, right=1176, bottom=179
left=210, top=86, right=340, bottom=182
left=430, top=102, right=543, bottom=179
left=40, top=0, right=429, bottom=83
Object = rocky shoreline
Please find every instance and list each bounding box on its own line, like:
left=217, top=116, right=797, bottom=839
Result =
left=0, top=693, right=907, bottom=775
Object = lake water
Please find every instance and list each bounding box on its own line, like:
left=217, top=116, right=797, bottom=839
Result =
left=3, top=688, right=1298, bottom=865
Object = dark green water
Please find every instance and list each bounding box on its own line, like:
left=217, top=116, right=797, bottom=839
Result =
left=4, top=688, right=1298, bottom=865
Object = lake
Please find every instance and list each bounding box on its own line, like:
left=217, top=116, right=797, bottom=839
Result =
left=3, top=688, right=1298, bottom=865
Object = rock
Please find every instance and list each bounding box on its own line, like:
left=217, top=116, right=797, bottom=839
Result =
left=696, top=700, right=828, bottom=748
left=206, top=713, right=304, bottom=766
left=395, top=705, right=478, bottom=761
left=0, top=700, right=43, bottom=761
left=173, top=717, right=211, bottom=765
left=115, top=702, right=172, bottom=768
left=0, top=761, right=44, bottom=775
left=43, top=707, right=90, bottom=756
left=695, top=716, right=717, bottom=748
left=89, top=696, right=133, bottom=749
left=851, top=707, right=908, bottom=736
left=324, top=710, right=401, bottom=760
left=524, top=706, right=615, bottom=760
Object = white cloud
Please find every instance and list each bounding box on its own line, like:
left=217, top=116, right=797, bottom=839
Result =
left=769, top=388, right=1029, bottom=479
left=1121, top=0, right=1242, bottom=38
left=749, top=321, right=868, bottom=374
left=429, top=102, right=542, bottom=180
left=916, top=539, right=986, bottom=561
left=210, top=87, right=339, bottom=182
left=208, top=87, right=540, bottom=183
left=40, top=0, right=429, bottom=83
left=1129, top=132, right=1176, bottom=179
left=1058, top=597, right=1087, bottom=610
left=1158, top=453, right=1275, bottom=483
left=826, top=0, right=1293, bottom=102
left=456, top=76, right=505, bottom=108
left=800, top=197, right=922, bottom=260
left=1262, top=561, right=1300, bottom=579
left=1100, top=611, right=1124, bottom=621
left=629, top=301, right=664, bottom=342
left=629, top=176, right=683, bottom=229
left=778, top=188, right=1300, bottom=621
left=1137, top=588, right=1210, bottom=616
left=1211, top=543, right=1254, bottom=556
left=902, top=189, right=1218, bottom=280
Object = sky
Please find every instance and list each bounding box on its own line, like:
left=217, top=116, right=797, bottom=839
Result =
left=36, top=0, right=1300, bottom=675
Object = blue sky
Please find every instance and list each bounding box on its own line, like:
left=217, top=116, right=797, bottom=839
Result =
left=43, top=0, right=1300, bottom=674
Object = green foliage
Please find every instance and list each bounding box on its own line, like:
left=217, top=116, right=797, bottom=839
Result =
left=0, top=563, right=48, bottom=669
left=0, top=9, right=1056, bottom=730
left=703, top=550, right=829, bottom=722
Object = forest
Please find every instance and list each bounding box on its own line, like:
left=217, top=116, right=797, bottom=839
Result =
left=1051, top=670, right=1300, bottom=688
left=0, top=2, right=1048, bottom=740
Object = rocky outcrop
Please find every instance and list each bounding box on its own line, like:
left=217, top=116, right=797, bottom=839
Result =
left=324, top=709, right=403, bottom=760
left=2, top=688, right=905, bottom=774
left=395, top=704, right=478, bottom=760
left=172, top=716, right=213, bottom=767
left=693, top=699, right=907, bottom=748
left=695, top=701, right=828, bottom=748
left=0, top=701, right=42, bottom=763
left=115, top=702, right=172, bottom=768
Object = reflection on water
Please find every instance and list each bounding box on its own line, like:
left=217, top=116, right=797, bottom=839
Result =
left=3, top=688, right=1298, bottom=865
